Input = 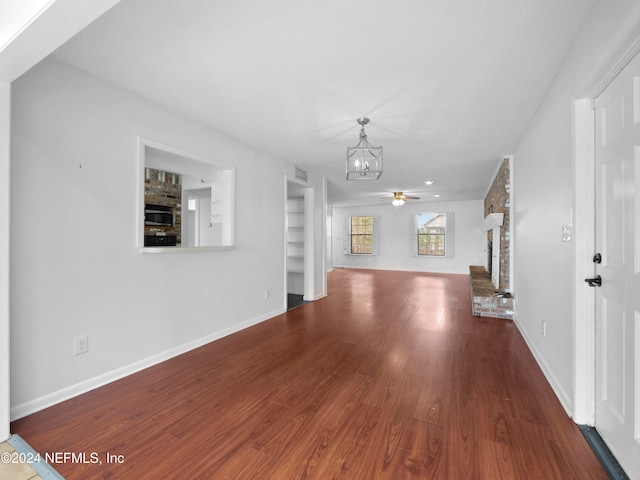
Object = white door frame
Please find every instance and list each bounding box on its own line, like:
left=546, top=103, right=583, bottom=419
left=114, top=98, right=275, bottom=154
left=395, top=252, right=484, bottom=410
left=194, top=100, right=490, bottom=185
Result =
left=284, top=177, right=315, bottom=305
left=572, top=20, right=640, bottom=425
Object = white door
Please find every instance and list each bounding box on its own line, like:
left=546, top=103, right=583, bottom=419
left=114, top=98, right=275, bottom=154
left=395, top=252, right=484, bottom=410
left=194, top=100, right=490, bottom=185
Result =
left=593, top=50, right=640, bottom=478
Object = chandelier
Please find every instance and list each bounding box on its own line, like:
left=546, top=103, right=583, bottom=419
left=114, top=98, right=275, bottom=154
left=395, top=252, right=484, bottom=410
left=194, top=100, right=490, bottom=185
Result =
left=346, top=117, right=383, bottom=180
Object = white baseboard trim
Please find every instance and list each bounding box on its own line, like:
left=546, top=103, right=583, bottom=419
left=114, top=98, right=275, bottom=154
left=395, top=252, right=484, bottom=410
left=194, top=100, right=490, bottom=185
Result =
left=512, top=315, right=573, bottom=417
left=331, top=265, right=468, bottom=275
left=10, top=307, right=286, bottom=421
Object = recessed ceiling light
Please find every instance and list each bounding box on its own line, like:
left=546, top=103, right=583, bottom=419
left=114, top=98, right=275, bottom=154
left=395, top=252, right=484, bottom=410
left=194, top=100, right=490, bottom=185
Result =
left=424, top=180, right=434, bottom=185
left=434, top=194, right=441, bottom=197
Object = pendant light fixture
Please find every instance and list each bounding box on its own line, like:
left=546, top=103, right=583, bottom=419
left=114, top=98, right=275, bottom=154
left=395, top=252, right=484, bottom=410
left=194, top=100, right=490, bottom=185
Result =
left=346, top=117, right=383, bottom=180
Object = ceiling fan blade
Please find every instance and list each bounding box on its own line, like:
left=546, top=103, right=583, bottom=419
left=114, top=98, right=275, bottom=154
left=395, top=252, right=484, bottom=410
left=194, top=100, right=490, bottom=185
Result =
left=404, top=196, right=420, bottom=199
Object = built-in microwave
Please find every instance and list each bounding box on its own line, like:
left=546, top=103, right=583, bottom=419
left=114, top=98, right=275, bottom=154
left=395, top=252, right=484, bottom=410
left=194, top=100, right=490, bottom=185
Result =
left=144, top=203, right=173, bottom=226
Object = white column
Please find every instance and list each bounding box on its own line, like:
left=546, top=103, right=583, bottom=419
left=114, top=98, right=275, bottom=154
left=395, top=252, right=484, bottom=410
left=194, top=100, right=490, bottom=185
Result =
left=0, top=81, right=10, bottom=441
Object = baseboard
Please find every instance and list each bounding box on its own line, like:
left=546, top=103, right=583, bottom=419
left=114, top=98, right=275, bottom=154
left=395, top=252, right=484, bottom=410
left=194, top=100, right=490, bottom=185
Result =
left=331, top=265, right=468, bottom=275
left=10, top=307, right=286, bottom=421
left=512, top=315, right=573, bottom=416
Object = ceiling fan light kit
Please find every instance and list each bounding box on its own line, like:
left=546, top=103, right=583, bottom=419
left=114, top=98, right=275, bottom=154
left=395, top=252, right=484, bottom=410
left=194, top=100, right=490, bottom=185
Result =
left=346, top=117, right=383, bottom=181
left=382, top=191, right=420, bottom=206
left=392, top=194, right=405, bottom=206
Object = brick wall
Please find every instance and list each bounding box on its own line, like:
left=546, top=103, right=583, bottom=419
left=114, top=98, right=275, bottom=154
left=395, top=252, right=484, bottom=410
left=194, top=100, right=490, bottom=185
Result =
left=484, top=158, right=511, bottom=291
left=144, top=168, right=182, bottom=244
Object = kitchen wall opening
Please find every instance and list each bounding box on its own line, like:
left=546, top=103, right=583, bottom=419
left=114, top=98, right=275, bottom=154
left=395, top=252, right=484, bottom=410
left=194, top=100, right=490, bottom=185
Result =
left=138, top=138, right=235, bottom=251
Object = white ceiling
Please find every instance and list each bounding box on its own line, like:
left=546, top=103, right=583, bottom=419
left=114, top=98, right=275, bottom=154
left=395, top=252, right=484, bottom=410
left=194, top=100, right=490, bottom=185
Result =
left=49, top=0, right=595, bottom=206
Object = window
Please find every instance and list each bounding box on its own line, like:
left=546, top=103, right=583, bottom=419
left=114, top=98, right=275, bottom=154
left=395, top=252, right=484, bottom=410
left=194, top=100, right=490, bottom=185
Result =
left=344, top=215, right=378, bottom=255
left=351, top=216, right=373, bottom=254
left=417, top=213, right=447, bottom=256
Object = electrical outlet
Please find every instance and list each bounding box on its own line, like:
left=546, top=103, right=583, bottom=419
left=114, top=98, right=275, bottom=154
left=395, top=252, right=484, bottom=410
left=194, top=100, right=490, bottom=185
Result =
left=74, top=335, right=88, bottom=355
left=540, top=321, right=546, bottom=337
left=264, top=288, right=271, bottom=300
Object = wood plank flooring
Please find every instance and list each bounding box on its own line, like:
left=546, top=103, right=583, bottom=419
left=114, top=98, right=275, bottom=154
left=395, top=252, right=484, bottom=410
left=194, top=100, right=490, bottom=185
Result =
left=11, top=269, right=607, bottom=479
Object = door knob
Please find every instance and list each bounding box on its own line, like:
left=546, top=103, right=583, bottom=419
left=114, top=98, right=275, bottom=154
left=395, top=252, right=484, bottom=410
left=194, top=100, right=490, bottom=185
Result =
left=584, top=275, right=602, bottom=287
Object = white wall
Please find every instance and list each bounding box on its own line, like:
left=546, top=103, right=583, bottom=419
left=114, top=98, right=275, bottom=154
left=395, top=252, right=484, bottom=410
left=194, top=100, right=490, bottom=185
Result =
left=9, top=57, right=322, bottom=418
left=332, top=199, right=484, bottom=274
left=1, top=0, right=121, bottom=444
left=512, top=0, right=640, bottom=415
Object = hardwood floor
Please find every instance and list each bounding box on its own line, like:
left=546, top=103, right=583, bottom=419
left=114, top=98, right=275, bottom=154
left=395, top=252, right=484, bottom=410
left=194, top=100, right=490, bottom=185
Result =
left=11, top=269, right=606, bottom=479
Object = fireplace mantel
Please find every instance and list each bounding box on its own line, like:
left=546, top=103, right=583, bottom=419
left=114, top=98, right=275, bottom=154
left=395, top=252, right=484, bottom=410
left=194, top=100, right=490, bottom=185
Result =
left=481, top=212, right=504, bottom=231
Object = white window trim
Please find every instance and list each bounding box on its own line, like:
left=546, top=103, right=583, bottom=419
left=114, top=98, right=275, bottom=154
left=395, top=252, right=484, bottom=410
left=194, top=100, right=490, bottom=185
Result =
left=412, top=212, right=455, bottom=257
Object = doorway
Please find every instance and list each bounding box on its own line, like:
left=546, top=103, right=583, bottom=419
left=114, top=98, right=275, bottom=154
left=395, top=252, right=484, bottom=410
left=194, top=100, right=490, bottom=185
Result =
left=183, top=187, right=219, bottom=247
left=590, top=49, right=640, bottom=478
left=285, top=179, right=314, bottom=309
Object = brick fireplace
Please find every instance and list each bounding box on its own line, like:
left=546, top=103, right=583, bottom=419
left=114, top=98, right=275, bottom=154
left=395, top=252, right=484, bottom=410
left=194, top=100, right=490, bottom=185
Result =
left=469, top=157, right=513, bottom=320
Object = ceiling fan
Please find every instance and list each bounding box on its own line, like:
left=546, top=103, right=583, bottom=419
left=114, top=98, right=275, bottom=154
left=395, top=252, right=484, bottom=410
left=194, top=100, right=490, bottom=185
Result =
left=380, top=192, right=420, bottom=206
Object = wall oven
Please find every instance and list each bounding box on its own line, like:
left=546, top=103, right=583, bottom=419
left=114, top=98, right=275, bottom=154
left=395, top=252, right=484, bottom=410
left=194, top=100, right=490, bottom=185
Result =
left=144, top=204, right=173, bottom=227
